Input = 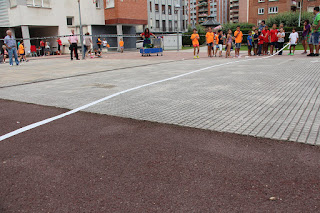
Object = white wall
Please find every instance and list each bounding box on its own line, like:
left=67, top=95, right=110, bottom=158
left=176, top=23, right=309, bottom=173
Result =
left=8, top=0, right=105, bottom=44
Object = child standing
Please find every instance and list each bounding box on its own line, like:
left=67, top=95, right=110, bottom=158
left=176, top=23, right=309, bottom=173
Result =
left=258, top=32, right=264, bottom=56
left=247, top=31, right=253, bottom=56
left=253, top=29, right=259, bottom=55
left=119, top=38, right=124, bottom=53
left=226, top=29, right=233, bottom=58
left=191, top=29, right=200, bottom=59
left=217, top=30, right=224, bottom=57
left=262, top=26, right=270, bottom=55
left=270, top=24, right=278, bottom=55
left=206, top=27, right=214, bottom=57
left=56, top=37, right=62, bottom=55
left=277, top=28, right=285, bottom=55
left=102, top=38, right=108, bottom=49
left=18, top=40, right=28, bottom=62
left=289, top=28, right=299, bottom=55
left=97, top=37, right=102, bottom=51
left=234, top=26, right=243, bottom=58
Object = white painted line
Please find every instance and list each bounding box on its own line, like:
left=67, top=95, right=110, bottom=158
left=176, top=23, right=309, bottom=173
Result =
left=0, top=43, right=290, bottom=142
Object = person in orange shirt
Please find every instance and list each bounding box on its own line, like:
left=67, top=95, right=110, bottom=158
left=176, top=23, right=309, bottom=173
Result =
left=214, top=32, right=220, bottom=57
left=234, top=26, right=243, bottom=58
left=119, top=38, right=124, bottom=53
left=18, top=40, right=28, bottom=62
left=191, top=28, right=200, bottom=59
left=206, top=27, right=214, bottom=57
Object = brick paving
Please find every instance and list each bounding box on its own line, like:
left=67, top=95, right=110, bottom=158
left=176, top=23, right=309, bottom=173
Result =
left=0, top=50, right=319, bottom=145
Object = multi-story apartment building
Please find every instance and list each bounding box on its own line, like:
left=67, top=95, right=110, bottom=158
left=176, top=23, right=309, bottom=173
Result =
left=187, top=0, right=218, bottom=27
left=216, top=0, right=229, bottom=24
left=147, top=0, right=188, bottom=33
left=249, top=0, right=320, bottom=25
left=0, top=0, right=148, bottom=52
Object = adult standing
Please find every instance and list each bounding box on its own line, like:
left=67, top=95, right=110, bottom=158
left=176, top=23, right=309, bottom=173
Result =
left=4, top=30, right=19, bottom=66
left=40, top=39, right=45, bottom=56
left=307, top=7, right=320, bottom=57
left=84, top=32, right=92, bottom=58
left=68, top=30, right=79, bottom=60
left=140, top=28, right=155, bottom=48
left=301, top=20, right=311, bottom=54
left=258, top=20, right=266, bottom=32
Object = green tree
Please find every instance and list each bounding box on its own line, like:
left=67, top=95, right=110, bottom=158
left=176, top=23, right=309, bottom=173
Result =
left=265, top=11, right=314, bottom=27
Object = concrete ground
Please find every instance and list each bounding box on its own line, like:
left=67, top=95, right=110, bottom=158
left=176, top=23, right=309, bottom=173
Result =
left=1, top=48, right=320, bottom=212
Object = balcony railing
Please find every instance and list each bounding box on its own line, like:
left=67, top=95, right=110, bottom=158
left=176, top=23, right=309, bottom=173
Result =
left=26, top=0, right=51, bottom=8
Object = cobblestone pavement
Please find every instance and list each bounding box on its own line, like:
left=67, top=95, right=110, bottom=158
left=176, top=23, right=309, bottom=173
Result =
left=0, top=52, right=319, bottom=145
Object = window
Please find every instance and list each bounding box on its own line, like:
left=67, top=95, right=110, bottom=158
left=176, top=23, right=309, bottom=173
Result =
left=162, top=20, right=166, bottom=31
left=174, top=21, right=178, bottom=30
left=268, top=6, right=278, bottom=14
left=297, top=1, right=301, bottom=8
left=183, top=6, right=185, bottom=15
left=182, top=20, right=185, bottom=30
left=95, top=0, right=100, bottom=8
left=67, top=17, right=73, bottom=26
left=258, top=0, right=265, bottom=2
left=106, top=0, right=114, bottom=9
left=155, top=4, right=159, bottom=12
left=307, top=6, right=314, bottom=12
left=156, top=20, right=160, bottom=28
left=169, top=20, right=173, bottom=31
left=258, top=8, right=264, bottom=14
left=162, top=5, right=165, bottom=14
left=150, top=1, right=152, bottom=12
left=168, top=5, right=172, bottom=15
left=26, top=0, right=50, bottom=8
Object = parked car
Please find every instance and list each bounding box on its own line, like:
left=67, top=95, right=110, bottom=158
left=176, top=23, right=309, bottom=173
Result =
left=136, top=40, right=144, bottom=49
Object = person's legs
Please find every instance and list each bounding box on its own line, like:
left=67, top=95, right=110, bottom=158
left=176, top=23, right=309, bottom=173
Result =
left=193, top=47, right=196, bottom=56
left=197, top=46, right=199, bottom=55
left=70, top=44, right=74, bottom=60
left=207, top=45, right=211, bottom=57
left=278, top=42, right=283, bottom=55
left=292, top=46, right=296, bottom=54
left=270, top=44, right=274, bottom=55
left=12, top=48, right=19, bottom=65
left=8, top=48, right=13, bottom=65
left=74, top=44, right=79, bottom=59
left=315, top=32, right=320, bottom=55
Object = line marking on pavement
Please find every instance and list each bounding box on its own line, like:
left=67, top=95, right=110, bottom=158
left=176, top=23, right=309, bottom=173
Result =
left=0, top=44, right=290, bottom=142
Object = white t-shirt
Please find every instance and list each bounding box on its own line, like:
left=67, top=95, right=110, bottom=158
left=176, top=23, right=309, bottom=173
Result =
left=102, top=40, right=108, bottom=47
left=289, top=32, right=299, bottom=44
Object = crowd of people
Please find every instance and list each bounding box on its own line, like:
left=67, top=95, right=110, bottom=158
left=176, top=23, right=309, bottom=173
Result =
left=1, top=7, right=319, bottom=65
left=191, top=6, right=320, bottom=59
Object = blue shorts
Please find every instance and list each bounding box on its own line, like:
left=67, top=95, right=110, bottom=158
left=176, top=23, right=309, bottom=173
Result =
left=309, top=32, right=320, bottom=45
left=270, top=42, right=277, bottom=46
left=235, top=43, right=241, bottom=48
left=207, top=42, right=213, bottom=47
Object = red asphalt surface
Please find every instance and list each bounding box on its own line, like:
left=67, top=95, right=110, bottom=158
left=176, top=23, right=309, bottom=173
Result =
left=1, top=99, right=320, bottom=212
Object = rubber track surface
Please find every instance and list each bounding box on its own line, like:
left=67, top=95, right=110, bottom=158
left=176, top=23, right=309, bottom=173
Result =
left=0, top=99, right=320, bottom=212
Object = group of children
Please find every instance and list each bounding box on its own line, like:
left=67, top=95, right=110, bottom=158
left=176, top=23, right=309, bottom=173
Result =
left=190, top=24, right=302, bottom=59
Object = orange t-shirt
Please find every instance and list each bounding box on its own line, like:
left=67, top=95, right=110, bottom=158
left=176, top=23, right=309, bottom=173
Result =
left=119, top=41, right=124, bottom=47
left=234, top=30, right=243, bottom=43
left=191, top=33, right=200, bottom=45
left=18, top=44, right=24, bottom=54
left=215, top=35, right=219, bottom=44
left=206, top=32, right=214, bottom=43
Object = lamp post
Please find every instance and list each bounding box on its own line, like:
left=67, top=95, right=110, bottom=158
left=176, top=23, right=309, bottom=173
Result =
left=175, top=4, right=181, bottom=52
left=78, top=0, right=85, bottom=59
left=298, top=0, right=303, bottom=27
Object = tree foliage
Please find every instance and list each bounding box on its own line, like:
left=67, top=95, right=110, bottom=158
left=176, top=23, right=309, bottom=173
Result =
left=265, top=12, right=314, bottom=27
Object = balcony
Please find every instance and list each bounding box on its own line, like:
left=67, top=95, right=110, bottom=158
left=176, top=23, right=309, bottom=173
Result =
left=198, top=13, right=208, bottom=17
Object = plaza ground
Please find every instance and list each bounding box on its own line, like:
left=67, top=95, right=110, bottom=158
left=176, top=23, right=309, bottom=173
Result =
left=1, top=48, right=320, bottom=212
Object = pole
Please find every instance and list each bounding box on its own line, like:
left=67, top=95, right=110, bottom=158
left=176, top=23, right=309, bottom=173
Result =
left=177, top=9, right=180, bottom=52
left=78, top=0, right=85, bottom=59
left=298, top=0, right=303, bottom=27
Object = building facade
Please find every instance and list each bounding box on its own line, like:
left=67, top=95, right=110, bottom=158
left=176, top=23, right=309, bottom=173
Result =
left=147, top=0, right=188, bottom=33
left=0, top=0, right=149, bottom=52
left=187, top=0, right=218, bottom=27
left=249, top=0, right=320, bottom=25
left=216, top=0, right=229, bottom=24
